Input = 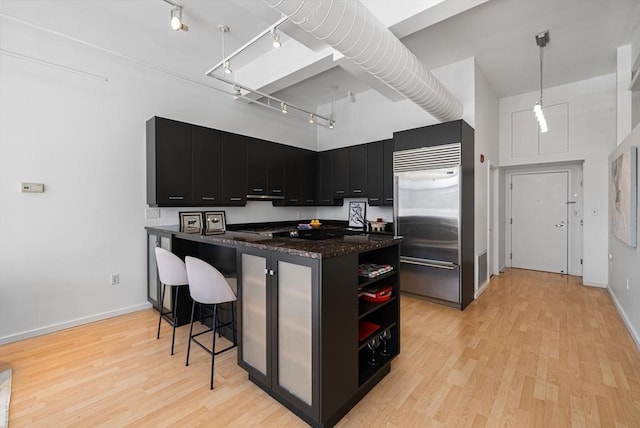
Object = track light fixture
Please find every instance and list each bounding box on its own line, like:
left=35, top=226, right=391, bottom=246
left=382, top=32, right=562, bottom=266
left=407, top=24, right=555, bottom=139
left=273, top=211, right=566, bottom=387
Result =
left=272, top=29, right=281, bottom=48
left=533, top=30, right=549, bottom=133
left=170, top=6, right=188, bottom=31
left=205, top=21, right=335, bottom=129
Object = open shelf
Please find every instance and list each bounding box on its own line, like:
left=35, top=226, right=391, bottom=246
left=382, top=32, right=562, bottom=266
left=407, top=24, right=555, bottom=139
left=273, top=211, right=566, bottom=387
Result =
left=358, top=343, right=399, bottom=386
left=358, top=269, right=396, bottom=287
left=358, top=321, right=397, bottom=350
left=358, top=296, right=397, bottom=319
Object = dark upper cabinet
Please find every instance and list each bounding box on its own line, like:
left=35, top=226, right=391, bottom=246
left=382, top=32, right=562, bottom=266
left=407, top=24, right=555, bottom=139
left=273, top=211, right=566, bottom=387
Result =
left=147, top=117, right=193, bottom=206
left=301, top=150, right=317, bottom=205
left=247, top=137, right=268, bottom=196
left=221, top=132, right=248, bottom=205
left=317, top=150, right=333, bottom=205
left=367, top=139, right=393, bottom=206
left=366, top=141, right=384, bottom=205
left=331, top=148, right=349, bottom=198
left=247, top=138, right=287, bottom=199
left=267, top=143, right=286, bottom=197
left=192, top=125, right=222, bottom=205
left=383, top=139, right=394, bottom=205
left=277, top=146, right=317, bottom=206
left=348, top=144, right=367, bottom=197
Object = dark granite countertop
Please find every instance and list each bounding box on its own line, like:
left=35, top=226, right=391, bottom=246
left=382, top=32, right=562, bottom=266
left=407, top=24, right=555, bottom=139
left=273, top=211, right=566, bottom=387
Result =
left=146, top=225, right=401, bottom=259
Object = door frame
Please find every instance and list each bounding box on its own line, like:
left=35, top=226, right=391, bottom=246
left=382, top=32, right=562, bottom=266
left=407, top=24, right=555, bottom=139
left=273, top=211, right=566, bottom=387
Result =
left=504, top=162, right=583, bottom=276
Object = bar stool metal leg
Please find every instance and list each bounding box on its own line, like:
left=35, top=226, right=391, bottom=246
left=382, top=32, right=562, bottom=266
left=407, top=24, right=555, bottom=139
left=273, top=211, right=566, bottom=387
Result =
left=211, top=304, right=218, bottom=390
left=171, top=285, right=180, bottom=355
left=185, top=300, right=196, bottom=367
left=157, top=283, right=166, bottom=339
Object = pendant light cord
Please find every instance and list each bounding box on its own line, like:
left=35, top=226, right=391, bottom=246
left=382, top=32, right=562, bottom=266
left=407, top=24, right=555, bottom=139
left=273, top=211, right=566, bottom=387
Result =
left=539, top=43, right=544, bottom=104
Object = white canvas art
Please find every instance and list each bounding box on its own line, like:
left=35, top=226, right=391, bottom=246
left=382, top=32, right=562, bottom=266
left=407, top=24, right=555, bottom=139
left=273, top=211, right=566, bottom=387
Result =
left=609, top=147, right=638, bottom=247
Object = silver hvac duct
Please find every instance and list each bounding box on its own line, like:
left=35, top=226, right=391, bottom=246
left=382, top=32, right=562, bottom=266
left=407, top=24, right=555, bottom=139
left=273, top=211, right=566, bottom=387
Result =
left=263, top=0, right=463, bottom=122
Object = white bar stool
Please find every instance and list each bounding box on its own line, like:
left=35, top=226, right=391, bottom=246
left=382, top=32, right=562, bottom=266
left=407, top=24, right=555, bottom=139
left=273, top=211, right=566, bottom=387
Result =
left=184, top=256, right=238, bottom=390
left=154, top=247, right=188, bottom=355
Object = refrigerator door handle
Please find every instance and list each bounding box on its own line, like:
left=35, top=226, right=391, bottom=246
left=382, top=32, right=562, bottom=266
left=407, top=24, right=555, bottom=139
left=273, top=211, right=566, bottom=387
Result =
left=393, top=174, right=399, bottom=236
left=400, top=257, right=456, bottom=270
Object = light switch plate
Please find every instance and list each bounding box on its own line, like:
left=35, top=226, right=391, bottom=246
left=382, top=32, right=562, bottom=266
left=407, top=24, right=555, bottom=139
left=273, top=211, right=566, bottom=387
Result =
left=21, top=182, right=44, bottom=193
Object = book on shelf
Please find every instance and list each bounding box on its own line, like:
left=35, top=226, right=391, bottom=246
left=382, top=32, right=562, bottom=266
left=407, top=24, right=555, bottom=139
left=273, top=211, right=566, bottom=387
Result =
left=357, top=263, right=393, bottom=278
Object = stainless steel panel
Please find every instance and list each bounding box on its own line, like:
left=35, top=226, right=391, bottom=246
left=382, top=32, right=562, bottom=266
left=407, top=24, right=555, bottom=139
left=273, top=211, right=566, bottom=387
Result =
left=395, top=167, right=460, bottom=264
left=400, top=258, right=460, bottom=303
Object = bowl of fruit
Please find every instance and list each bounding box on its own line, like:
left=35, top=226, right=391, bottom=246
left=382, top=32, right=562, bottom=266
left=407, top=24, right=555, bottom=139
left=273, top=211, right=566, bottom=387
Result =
left=309, top=219, right=322, bottom=228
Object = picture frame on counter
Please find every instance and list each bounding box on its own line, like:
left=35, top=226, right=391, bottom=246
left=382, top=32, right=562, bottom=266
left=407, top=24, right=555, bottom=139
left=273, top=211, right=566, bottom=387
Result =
left=204, top=211, right=226, bottom=235
left=348, top=201, right=367, bottom=228
left=179, top=211, right=203, bottom=234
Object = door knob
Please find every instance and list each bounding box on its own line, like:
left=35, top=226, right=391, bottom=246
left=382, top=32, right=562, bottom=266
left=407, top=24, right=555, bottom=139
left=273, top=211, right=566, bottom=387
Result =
left=555, top=222, right=566, bottom=228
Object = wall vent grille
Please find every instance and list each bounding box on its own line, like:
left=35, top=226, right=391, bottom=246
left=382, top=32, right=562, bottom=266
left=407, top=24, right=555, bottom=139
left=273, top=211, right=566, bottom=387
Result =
left=393, top=143, right=461, bottom=172
left=477, top=250, right=488, bottom=287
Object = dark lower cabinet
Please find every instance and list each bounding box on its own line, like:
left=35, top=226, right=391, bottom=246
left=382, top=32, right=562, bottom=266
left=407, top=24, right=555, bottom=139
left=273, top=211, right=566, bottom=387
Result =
left=238, top=243, right=400, bottom=427
left=146, top=230, right=192, bottom=326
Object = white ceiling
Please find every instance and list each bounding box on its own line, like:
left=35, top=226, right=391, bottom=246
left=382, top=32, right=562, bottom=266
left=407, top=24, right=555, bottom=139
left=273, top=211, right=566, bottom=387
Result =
left=1, top=0, right=639, bottom=112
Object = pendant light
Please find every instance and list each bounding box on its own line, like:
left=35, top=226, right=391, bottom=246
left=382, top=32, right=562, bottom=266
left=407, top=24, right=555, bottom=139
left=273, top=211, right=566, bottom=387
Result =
left=534, top=30, right=549, bottom=133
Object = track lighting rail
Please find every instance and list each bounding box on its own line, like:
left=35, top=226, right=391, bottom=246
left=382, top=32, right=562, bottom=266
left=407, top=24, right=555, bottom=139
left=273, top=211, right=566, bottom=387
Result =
left=205, top=15, right=289, bottom=76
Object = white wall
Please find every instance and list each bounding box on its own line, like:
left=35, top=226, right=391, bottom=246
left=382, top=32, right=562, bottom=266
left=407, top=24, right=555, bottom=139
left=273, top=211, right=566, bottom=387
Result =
left=473, top=61, right=499, bottom=289
left=607, top=124, right=640, bottom=348
left=499, top=74, right=618, bottom=286
left=316, top=57, right=477, bottom=150
left=0, top=16, right=317, bottom=343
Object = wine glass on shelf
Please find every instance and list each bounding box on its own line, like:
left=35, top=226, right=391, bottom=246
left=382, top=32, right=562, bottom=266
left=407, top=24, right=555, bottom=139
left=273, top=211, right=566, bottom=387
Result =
left=367, top=337, right=380, bottom=366
left=379, top=329, right=392, bottom=357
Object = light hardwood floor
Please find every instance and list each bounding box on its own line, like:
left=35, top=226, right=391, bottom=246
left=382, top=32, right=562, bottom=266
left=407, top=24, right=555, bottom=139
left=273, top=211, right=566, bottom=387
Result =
left=1, top=269, right=639, bottom=427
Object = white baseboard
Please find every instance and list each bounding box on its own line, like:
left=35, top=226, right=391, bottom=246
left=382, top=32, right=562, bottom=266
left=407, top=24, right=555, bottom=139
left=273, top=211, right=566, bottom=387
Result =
left=0, top=302, right=152, bottom=346
left=583, top=280, right=607, bottom=288
left=607, top=288, right=640, bottom=350
left=475, top=280, right=490, bottom=299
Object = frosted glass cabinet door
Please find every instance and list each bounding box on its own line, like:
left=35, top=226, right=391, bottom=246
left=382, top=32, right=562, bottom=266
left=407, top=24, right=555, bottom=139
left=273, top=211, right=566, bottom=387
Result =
left=277, top=261, right=313, bottom=405
left=241, top=253, right=268, bottom=375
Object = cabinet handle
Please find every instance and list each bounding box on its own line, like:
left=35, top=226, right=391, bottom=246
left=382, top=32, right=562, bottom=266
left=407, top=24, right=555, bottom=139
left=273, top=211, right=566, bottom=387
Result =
left=252, top=188, right=264, bottom=192
left=306, top=199, right=314, bottom=203
left=230, top=197, right=242, bottom=201
left=272, top=189, right=282, bottom=193
left=353, top=189, right=362, bottom=193
left=369, top=198, right=380, bottom=201
left=289, top=199, right=299, bottom=202
left=386, top=198, right=394, bottom=201
left=335, top=190, right=345, bottom=194
left=201, top=197, right=216, bottom=201
left=322, top=199, right=331, bottom=202
left=168, top=196, right=184, bottom=200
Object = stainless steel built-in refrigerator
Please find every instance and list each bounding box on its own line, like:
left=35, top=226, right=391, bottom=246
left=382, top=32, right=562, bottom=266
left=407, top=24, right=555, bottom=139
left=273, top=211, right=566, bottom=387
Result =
left=393, top=143, right=462, bottom=305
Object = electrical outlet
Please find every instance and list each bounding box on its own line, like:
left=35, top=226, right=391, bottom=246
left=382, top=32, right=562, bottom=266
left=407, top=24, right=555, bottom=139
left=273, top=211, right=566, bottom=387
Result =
left=110, top=273, right=120, bottom=285
left=145, top=208, right=160, bottom=219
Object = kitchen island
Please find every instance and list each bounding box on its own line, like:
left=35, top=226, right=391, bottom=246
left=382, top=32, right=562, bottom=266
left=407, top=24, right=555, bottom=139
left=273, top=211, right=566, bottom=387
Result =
left=146, top=225, right=401, bottom=427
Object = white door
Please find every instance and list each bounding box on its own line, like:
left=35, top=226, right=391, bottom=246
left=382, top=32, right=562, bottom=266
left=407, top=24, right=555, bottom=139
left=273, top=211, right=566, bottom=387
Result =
left=511, top=172, right=568, bottom=273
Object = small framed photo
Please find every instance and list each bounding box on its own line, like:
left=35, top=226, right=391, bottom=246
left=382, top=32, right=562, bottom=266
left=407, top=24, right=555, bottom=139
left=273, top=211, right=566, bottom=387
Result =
left=348, top=201, right=367, bottom=228
left=179, top=211, right=203, bottom=234
left=204, top=211, right=226, bottom=235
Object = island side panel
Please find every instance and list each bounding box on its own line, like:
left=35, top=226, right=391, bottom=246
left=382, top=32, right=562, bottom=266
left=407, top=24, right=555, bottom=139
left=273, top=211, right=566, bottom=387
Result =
left=320, top=253, right=359, bottom=422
